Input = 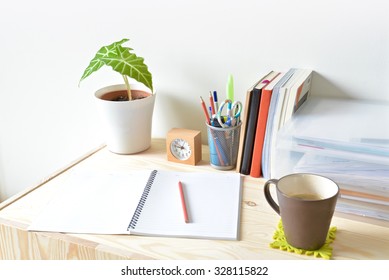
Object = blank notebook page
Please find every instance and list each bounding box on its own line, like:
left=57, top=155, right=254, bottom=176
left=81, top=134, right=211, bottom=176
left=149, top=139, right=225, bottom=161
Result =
left=28, top=169, right=242, bottom=240
left=28, top=170, right=151, bottom=234
left=130, top=170, right=242, bottom=240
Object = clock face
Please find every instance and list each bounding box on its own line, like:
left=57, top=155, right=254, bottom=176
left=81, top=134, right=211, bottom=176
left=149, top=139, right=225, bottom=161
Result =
left=170, top=138, right=192, bottom=160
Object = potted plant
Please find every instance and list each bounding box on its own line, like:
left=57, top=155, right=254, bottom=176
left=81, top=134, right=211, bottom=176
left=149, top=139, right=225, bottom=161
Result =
left=79, top=38, right=156, bottom=154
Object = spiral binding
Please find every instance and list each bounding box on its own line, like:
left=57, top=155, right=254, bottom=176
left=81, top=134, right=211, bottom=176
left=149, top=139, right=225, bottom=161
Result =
left=127, top=170, right=157, bottom=230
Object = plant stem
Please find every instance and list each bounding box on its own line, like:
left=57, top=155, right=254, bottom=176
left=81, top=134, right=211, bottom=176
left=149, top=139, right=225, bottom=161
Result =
left=122, top=75, right=132, bottom=100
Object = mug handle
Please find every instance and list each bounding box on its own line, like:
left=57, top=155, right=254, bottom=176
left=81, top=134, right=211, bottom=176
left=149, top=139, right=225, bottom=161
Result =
left=263, top=179, right=280, bottom=215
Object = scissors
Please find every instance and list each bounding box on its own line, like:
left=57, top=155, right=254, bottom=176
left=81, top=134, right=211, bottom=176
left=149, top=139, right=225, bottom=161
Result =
left=216, top=99, right=242, bottom=128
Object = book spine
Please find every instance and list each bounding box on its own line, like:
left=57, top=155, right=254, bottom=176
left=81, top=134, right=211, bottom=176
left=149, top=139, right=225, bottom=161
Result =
left=236, top=90, right=253, bottom=172
left=240, top=88, right=262, bottom=175
left=127, top=170, right=157, bottom=230
left=250, top=89, right=272, bottom=178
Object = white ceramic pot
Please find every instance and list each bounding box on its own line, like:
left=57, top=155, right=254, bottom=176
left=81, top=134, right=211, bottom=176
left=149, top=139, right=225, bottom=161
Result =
left=95, top=83, right=156, bottom=154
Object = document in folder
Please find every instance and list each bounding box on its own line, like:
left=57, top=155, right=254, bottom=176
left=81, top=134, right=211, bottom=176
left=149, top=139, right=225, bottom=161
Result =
left=284, top=97, right=389, bottom=158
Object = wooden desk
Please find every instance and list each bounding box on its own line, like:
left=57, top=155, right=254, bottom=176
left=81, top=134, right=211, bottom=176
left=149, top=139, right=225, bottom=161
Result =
left=0, top=139, right=388, bottom=260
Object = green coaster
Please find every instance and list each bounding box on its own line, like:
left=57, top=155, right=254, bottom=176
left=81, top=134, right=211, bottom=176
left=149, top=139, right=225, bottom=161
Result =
left=270, top=220, right=337, bottom=260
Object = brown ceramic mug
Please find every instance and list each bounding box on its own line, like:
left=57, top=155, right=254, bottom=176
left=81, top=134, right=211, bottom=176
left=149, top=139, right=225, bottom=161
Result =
left=264, top=173, right=339, bottom=250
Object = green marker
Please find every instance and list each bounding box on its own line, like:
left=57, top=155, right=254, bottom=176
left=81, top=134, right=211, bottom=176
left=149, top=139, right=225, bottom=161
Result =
left=226, top=74, right=234, bottom=102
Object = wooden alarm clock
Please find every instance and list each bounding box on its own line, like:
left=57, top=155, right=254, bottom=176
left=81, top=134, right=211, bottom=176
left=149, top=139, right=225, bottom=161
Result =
left=166, top=128, right=202, bottom=165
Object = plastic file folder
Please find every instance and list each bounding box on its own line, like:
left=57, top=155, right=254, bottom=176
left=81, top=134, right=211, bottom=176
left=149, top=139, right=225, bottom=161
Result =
left=273, top=97, right=389, bottom=221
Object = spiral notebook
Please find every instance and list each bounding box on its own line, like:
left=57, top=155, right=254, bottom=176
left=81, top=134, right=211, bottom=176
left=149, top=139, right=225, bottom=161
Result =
left=28, top=169, right=242, bottom=240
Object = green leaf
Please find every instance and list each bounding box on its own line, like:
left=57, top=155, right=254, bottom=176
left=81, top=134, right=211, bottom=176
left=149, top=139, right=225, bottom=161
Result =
left=79, top=38, right=153, bottom=92
left=100, top=45, right=153, bottom=91
left=79, top=39, right=129, bottom=85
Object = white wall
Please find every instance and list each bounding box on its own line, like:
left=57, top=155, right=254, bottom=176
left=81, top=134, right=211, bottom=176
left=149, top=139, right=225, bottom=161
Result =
left=1, top=0, right=388, bottom=201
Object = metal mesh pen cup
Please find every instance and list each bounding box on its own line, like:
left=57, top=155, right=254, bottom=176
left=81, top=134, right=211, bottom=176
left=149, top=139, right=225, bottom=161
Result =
left=206, top=122, right=242, bottom=170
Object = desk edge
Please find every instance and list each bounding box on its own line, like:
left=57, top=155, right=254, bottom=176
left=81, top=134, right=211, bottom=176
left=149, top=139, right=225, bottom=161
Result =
left=0, top=144, right=106, bottom=211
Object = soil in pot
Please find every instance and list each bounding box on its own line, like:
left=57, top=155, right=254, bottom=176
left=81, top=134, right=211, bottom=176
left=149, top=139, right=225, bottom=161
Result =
left=100, top=90, right=150, bottom=101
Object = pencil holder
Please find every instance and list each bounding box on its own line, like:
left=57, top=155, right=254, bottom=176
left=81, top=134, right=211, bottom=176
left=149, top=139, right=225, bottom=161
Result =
left=206, top=122, right=242, bottom=170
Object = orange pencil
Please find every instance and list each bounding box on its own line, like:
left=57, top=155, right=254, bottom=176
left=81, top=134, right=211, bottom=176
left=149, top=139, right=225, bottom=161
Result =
left=200, top=96, right=210, bottom=125
left=178, top=181, right=189, bottom=223
left=209, top=91, right=216, bottom=115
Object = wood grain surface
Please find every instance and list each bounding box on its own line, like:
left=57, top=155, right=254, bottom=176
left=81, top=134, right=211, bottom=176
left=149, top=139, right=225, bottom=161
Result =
left=0, top=139, right=388, bottom=260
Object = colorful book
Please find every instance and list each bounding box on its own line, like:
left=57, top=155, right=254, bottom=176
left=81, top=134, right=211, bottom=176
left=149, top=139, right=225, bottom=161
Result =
left=249, top=73, right=285, bottom=178
left=235, top=71, right=272, bottom=173
left=240, top=71, right=280, bottom=175
left=281, top=69, right=312, bottom=125
left=261, top=68, right=300, bottom=178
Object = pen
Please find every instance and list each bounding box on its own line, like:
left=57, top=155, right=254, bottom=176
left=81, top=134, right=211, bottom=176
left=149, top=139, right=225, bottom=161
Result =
left=178, top=181, right=189, bottom=223
left=226, top=99, right=232, bottom=127
left=213, top=91, right=219, bottom=113
left=209, top=91, right=216, bottom=114
left=200, top=96, right=210, bottom=125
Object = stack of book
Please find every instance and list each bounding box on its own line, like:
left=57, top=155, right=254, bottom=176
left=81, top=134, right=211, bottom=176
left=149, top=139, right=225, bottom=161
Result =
left=273, top=97, right=389, bottom=222
left=236, top=68, right=313, bottom=178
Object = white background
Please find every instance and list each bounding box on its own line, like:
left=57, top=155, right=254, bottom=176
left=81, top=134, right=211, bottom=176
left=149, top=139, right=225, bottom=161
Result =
left=0, top=0, right=388, bottom=200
